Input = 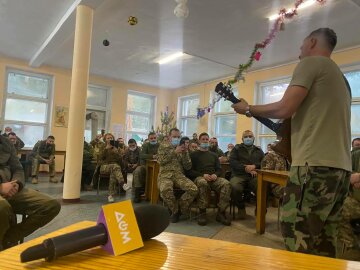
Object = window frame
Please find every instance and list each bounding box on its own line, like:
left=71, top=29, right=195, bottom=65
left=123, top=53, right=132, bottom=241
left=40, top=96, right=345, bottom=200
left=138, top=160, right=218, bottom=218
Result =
left=126, top=90, right=156, bottom=142
left=208, top=88, right=238, bottom=151
left=177, top=94, right=200, bottom=137
left=1, top=68, right=54, bottom=147
left=255, top=76, right=291, bottom=151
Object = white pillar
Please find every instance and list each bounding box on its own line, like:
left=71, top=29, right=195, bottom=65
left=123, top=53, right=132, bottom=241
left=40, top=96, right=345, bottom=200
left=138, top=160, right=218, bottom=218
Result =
left=63, top=5, right=93, bottom=202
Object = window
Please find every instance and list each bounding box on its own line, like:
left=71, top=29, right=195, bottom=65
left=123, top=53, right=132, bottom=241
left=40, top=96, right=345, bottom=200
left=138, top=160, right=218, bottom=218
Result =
left=126, top=91, right=155, bottom=144
left=2, top=69, right=53, bottom=147
left=210, top=88, right=238, bottom=152
left=344, top=68, right=360, bottom=140
left=256, top=79, right=290, bottom=151
left=178, top=95, right=199, bottom=137
left=84, top=84, right=111, bottom=142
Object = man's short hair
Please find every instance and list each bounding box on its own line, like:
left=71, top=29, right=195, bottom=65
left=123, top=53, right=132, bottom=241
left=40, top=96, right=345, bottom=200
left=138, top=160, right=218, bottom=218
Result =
left=309, top=28, right=337, bottom=51
left=128, top=138, right=137, bottom=145
left=168, top=128, right=180, bottom=136
left=198, top=132, right=209, bottom=140
left=352, top=138, right=360, bottom=146
left=8, top=132, right=16, bottom=137
left=47, top=135, right=55, bottom=140
left=148, top=132, right=156, bottom=137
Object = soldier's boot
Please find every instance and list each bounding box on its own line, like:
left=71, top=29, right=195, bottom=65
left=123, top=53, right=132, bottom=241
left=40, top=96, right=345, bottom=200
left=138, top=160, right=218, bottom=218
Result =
left=216, top=210, right=231, bottom=226
left=31, top=177, right=38, bottom=184
left=132, top=188, right=141, bottom=203
left=170, top=211, right=180, bottom=223
left=197, top=208, right=207, bottom=226
left=237, top=207, right=246, bottom=220
left=49, top=176, right=58, bottom=183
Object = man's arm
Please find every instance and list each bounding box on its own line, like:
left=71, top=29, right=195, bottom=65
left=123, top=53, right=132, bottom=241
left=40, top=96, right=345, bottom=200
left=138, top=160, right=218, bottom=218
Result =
left=140, top=144, right=154, bottom=161
left=16, top=136, right=25, bottom=149
left=9, top=144, right=25, bottom=191
left=233, top=85, right=308, bottom=119
left=229, top=147, right=246, bottom=175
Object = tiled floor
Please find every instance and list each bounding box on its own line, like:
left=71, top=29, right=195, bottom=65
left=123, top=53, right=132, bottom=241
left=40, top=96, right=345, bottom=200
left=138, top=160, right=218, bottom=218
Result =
left=24, top=174, right=284, bottom=251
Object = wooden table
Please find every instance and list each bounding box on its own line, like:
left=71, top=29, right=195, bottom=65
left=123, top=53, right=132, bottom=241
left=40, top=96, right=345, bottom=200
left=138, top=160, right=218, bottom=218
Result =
left=145, top=160, right=230, bottom=205
left=256, top=169, right=289, bottom=234
left=1, top=221, right=359, bottom=270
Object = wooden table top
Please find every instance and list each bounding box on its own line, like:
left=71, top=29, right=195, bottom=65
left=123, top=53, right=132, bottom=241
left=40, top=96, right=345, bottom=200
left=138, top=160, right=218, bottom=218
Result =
left=1, top=221, right=359, bottom=270
left=257, top=169, right=289, bottom=177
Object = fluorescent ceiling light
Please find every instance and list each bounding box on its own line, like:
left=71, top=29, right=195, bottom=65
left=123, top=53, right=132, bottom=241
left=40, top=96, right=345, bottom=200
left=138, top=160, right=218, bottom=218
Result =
left=269, top=0, right=316, bottom=20
left=158, top=52, right=184, bottom=65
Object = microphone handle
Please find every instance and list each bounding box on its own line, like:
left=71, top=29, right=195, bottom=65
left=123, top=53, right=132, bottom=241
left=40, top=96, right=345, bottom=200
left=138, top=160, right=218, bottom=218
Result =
left=45, top=224, right=108, bottom=261
left=21, top=224, right=108, bottom=262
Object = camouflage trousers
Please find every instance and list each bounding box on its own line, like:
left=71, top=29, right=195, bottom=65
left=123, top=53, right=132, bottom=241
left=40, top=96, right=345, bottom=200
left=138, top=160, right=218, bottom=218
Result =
left=100, top=163, right=124, bottom=196
left=194, top=176, right=231, bottom=212
left=281, top=166, right=350, bottom=258
left=337, top=195, right=360, bottom=260
left=0, top=188, right=60, bottom=249
left=31, top=158, right=55, bottom=178
left=158, top=172, right=198, bottom=215
left=133, top=165, right=146, bottom=188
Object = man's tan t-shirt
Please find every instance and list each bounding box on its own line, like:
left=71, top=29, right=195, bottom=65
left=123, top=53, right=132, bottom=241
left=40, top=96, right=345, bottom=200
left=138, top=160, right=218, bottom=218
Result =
left=289, top=56, right=351, bottom=171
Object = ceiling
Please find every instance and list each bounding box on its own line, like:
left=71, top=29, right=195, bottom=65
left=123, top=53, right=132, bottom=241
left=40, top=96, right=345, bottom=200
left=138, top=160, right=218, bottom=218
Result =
left=0, top=0, right=359, bottom=89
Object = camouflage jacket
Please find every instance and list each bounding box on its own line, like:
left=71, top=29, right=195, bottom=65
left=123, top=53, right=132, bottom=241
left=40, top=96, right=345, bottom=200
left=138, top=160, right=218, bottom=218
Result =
left=261, top=151, right=288, bottom=171
left=123, top=147, right=141, bottom=166
left=83, top=141, right=94, bottom=165
left=209, top=147, right=225, bottom=157
left=32, top=140, right=55, bottom=160
left=351, top=147, right=360, bottom=201
left=140, top=142, right=159, bottom=165
left=0, top=136, right=24, bottom=190
left=157, top=141, right=192, bottom=176
left=229, top=143, right=264, bottom=176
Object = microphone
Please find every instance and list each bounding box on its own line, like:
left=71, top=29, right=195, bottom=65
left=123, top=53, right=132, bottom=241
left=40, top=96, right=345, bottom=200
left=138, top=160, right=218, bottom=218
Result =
left=20, top=203, right=169, bottom=263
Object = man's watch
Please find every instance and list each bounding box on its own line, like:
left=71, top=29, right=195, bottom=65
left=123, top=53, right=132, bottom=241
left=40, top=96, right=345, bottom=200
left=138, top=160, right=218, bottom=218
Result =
left=245, top=105, right=252, bottom=118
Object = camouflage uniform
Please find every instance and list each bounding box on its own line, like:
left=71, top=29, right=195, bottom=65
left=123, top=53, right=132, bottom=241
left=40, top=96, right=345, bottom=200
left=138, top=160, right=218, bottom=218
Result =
left=188, top=151, right=231, bottom=212
left=229, top=143, right=264, bottom=209
left=281, top=166, right=350, bottom=258
left=90, top=138, right=105, bottom=162
left=157, top=141, right=198, bottom=215
left=133, top=142, right=159, bottom=188
left=99, top=147, right=124, bottom=196
left=337, top=147, right=360, bottom=260
left=261, top=151, right=288, bottom=198
left=210, top=146, right=225, bottom=158
left=123, top=147, right=140, bottom=173
left=31, top=140, right=56, bottom=178
left=0, top=136, right=60, bottom=250
left=81, top=141, right=95, bottom=189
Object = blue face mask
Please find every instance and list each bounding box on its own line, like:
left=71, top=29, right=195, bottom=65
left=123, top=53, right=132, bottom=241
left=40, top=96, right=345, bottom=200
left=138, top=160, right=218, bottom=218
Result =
left=171, top=138, right=180, bottom=146
left=200, top=143, right=209, bottom=149
left=149, top=141, right=157, bottom=145
left=243, top=138, right=254, bottom=146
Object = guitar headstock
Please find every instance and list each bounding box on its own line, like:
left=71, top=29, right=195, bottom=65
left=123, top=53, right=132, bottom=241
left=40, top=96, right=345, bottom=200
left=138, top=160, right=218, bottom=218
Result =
left=215, top=82, right=240, bottom=104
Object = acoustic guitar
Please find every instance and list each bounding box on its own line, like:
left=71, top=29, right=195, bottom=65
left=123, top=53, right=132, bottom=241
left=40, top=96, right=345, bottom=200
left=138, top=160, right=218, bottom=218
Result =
left=215, top=82, right=292, bottom=162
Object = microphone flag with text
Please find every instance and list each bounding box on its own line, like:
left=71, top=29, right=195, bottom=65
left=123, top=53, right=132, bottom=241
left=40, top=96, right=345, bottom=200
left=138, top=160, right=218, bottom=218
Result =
left=20, top=201, right=170, bottom=263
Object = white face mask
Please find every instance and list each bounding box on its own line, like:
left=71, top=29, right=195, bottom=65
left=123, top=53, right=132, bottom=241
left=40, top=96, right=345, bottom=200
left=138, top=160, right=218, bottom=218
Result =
left=129, top=146, right=136, bottom=151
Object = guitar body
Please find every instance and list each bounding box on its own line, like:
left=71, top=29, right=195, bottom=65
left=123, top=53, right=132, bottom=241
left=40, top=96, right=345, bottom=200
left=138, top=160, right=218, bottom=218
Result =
left=215, top=82, right=292, bottom=162
left=270, top=118, right=291, bottom=163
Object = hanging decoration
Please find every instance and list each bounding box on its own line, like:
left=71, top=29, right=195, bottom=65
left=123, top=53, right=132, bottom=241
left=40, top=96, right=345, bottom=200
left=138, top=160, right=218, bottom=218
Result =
left=196, top=0, right=326, bottom=119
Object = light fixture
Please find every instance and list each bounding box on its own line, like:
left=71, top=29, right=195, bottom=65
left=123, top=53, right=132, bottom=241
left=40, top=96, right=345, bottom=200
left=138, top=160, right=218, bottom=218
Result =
left=269, top=0, right=316, bottom=20
left=158, top=52, right=184, bottom=65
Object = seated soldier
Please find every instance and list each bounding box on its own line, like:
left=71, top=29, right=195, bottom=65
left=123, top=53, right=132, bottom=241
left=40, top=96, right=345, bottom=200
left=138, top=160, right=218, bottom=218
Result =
left=123, top=139, right=141, bottom=178
left=189, top=142, right=199, bottom=152
left=99, top=133, right=124, bottom=203
left=0, top=135, right=60, bottom=250
left=209, top=137, right=228, bottom=163
left=7, top=132, right=25, bottom=155
left=229, top=130, right=264, bottom=219
left=261, top=146, right=288, bottom=199
left=31, top=135, right=57, bottom=184
left=187, top=132, right=231, bottom=226
left=132, top=132, right=159, bottom=203
left=338, top=138, right=360, bottom=260
left=158, top=128, right=198, bottom=223
left=82, top=140, right=95, bottom=191
left=90, top=134, right=105, bottom=163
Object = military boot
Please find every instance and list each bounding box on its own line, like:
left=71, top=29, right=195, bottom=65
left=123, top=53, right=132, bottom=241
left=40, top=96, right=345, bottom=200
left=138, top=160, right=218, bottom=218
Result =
left=49, top=176, right=58, bottom=183
left=216, top=210, right=231, bottom=226
left=170, top=211, right=180, bottom=223
left=197, top=208, right=207, bottom=226
left=132, top=188, right=141, bottom=203
left=31, top=177, right=38, bottom=184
